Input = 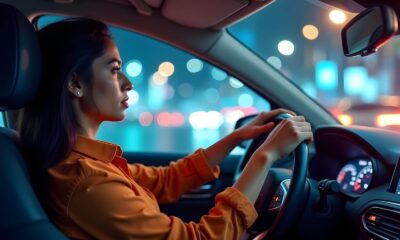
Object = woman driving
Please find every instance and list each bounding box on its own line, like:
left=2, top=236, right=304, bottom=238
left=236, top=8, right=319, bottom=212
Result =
left=19, top=18, right=313, bottom=239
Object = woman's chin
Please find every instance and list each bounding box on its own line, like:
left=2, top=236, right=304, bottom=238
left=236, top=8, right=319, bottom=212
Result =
left=107, top=113, right=125, bottom=122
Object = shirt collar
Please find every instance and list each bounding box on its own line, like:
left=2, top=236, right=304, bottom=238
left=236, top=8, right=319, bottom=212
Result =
left=72, top=135, right=122, bottom=163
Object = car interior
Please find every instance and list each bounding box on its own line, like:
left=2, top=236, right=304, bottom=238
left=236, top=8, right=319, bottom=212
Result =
left=1, top=0, right=400, bottom=239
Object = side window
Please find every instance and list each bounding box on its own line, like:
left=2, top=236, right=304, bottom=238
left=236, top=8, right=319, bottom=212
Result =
left=37, top=16, right=271, bottom=154
left=0, top=112, right=4, bottom=127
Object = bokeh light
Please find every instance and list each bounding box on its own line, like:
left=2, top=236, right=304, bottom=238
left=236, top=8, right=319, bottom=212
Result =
left=158, top=61, right=175, bottom=77
left=127, top=90, right=139, bottom=105
left=238, top=93, right=254, bottom=107
left=329, top=9, right=346, bottom=24
left=178, top=83, right=193, bottom=97
left=229, top=77, right=244, bottom=88
left=139, top=112, right=153, bottom=126
left=277, top=40, right=295, bottom=56
left=211, top=68, right=228, bottom=81
left=338, top=114, right=353, bottom=126
left=266, top=56, right=282, bottom=69
left=152, top=72, right=168, bottom=85
left=186, top=59, right=203, bottom=73
left=302, top=25, right=319, bottom=40
left=126, top=60, right=142, bottom=77
left=204, top=88, right=220, bottom=103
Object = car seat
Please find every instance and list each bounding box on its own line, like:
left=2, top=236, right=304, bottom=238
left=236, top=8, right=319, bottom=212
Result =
left=0, top=3, right=68, bottom=239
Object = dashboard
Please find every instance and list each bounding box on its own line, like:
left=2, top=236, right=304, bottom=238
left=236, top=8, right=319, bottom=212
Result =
left=305, top=125, right=400, bottom=239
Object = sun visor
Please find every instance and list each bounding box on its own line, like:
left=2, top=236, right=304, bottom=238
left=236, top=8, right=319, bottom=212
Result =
left=161, top=0, right=249, bottom=29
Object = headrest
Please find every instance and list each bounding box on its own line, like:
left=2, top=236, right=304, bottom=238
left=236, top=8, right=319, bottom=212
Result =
left=0, top=3, right=41, bottom=110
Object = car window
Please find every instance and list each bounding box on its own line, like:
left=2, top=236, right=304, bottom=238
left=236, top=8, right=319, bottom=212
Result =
left=0, top=112, right=4, bottom=127
left=37, top=16, right=272, bottom=154
left=229, top=0, right=400, bottom=131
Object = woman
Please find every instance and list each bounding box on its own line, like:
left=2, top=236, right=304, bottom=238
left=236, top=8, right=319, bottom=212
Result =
left=19, top=18, right=313, bottom=239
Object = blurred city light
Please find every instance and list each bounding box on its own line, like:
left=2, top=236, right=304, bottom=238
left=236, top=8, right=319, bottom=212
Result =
left=206, top=111, right=224, bottom=130
left=362, top=78, right=378, bottom=103
left=164, top=84, right=175, bottom=100
left=376, top=114, right=400, bottom=127
left=152, top=72, right=168, bottom=85
left=338, top=114, right=353, bottom=126
left=380, top=96, right=400, bottom=107
left=301, top=82, right=317, bottom=99
left=266, top=56, right=282, bottom=69
left=238, top=93, right=254, bottom=107
left=329, top=9, right=346, bottom=24
left=186, top=58, right=203, bottom=73
left=178, top=83, right=193, bottom=97
left=189, top=111, right=224, bottom=130
left=127, top=90, right=139, bottom=105
left=189, top=111, right=208, bottom=130
left=223, top=108, right=246, bottom=126
left=156, top=112, right=185, bottom=127
left=316, top=60, right=338, bottom=91
left=158, top=61, right=175, bottom=77
left=139, top=112, right=153, bottom=126
left=211, top=67, right=228, bottom=81
left=344, top=66, right=368, bottom=95
left=229, top=77, right=244, bottom=88
left=148, top=78, right=165, bottom=110
left=204, top=88, right=220, bottom=103
left=126, top=60, right=143, bottom=77
left=277, top=40, right=295, bottom=56
left=302, top=25, right=319, bottom=40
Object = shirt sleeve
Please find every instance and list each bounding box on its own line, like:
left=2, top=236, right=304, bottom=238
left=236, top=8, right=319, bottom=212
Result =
left=68, top=174, right=258, bottom=240
left=128, top=149, right=220, bottom=203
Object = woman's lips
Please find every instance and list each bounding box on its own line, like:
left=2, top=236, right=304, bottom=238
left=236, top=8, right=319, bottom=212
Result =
left=121, top=100, right=129, bottom=108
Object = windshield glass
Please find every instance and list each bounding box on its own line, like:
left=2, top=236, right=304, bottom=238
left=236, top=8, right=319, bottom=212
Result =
left=229, top=0, right=400, bottom=131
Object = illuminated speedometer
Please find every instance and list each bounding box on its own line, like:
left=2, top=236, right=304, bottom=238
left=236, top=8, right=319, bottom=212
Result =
left=336, top=159, right=374, bottom=195
left=336, top=164, right=357, bottom=193
left=354, top=165, right=373, bottom=194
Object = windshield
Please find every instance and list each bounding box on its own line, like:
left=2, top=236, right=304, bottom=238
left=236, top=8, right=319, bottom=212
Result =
left=229, top=0, right=400, bottom=131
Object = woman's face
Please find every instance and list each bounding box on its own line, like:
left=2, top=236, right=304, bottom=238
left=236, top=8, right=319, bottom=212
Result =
left=80, top=41, right=132, bottom=122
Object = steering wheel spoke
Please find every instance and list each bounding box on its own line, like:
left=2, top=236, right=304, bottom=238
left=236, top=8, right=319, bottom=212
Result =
left=268, top=179, right=290, bottom=212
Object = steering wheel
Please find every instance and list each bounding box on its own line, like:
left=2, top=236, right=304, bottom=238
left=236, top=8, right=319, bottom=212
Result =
left=238, top=113, right=309, bottom=240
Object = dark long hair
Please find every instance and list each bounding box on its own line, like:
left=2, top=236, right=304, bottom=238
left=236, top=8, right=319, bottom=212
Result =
left=19, top=18, right=112, bottom=179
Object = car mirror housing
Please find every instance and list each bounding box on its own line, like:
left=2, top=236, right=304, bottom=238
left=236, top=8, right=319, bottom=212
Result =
left=342, top=5, right=398, bottom=57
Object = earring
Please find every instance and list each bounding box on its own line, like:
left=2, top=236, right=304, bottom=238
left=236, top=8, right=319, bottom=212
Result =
left=76, top=91, right=81, bottom=96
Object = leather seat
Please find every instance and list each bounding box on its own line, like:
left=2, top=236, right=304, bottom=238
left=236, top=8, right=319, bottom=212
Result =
left=0, top=3, right=68, bottom=239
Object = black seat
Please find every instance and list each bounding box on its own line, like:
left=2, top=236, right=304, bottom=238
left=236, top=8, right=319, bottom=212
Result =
left=0, top=3, right=68, bottom=239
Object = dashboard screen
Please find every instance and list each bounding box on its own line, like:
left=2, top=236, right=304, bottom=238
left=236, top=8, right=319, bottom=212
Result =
left=336, top=158, right=374, bottom=195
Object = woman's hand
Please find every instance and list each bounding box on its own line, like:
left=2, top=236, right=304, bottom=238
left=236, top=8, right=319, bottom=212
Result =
left=234, top=108, right=296, bottom=142
left=254, top=115, right=313, bottom=163
left=233, top=115, right=313, bottom=204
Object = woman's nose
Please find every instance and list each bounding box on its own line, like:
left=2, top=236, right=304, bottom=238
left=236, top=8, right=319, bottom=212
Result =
left=119, top=72, right=133, bottom=91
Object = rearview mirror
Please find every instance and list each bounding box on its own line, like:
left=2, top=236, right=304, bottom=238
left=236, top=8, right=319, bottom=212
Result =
left=342, top=5, right=398, bottom=57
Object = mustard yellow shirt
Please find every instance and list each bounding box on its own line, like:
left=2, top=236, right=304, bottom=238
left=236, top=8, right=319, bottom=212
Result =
left=47, top=136, right=257, bottom=239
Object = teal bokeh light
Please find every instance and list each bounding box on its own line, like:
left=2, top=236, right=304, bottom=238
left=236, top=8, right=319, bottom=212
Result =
left=316, top=61, right=338, bottom=91
left=344, top=66, right=368, bottom=95
left=126, top=60, right=143, bottom=77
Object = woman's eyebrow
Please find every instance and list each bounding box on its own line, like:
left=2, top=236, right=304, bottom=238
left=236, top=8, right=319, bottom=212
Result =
left=107, top=58, right=122, bottom=66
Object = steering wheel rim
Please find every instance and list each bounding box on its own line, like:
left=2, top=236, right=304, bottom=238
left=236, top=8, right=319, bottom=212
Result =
left=237, top=114, right=309, bottom=239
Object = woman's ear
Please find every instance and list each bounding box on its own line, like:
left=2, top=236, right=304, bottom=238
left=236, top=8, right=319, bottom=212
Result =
left=68, top=73, right=84, bottom=98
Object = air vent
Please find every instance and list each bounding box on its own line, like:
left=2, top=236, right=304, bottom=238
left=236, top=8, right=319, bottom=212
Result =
left=362, top=206, right=400, bottom=239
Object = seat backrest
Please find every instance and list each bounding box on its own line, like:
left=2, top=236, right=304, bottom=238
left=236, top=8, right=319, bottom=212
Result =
left=0, top=3, right=68, bottom=239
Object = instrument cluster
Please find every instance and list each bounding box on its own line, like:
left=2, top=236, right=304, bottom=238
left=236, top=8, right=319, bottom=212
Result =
left=336, top=158, right=374, bottom=195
